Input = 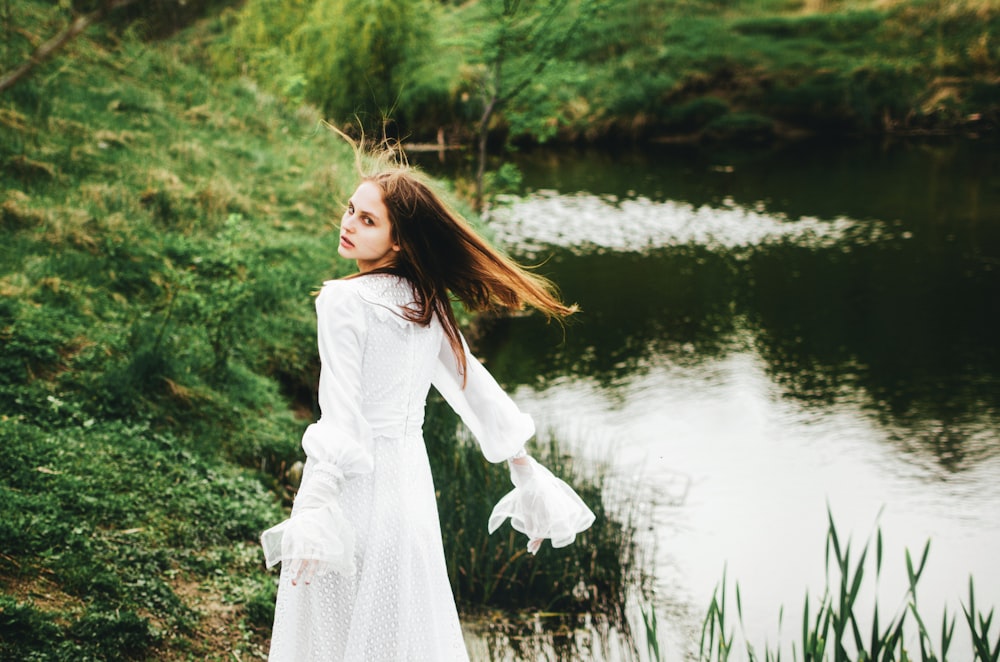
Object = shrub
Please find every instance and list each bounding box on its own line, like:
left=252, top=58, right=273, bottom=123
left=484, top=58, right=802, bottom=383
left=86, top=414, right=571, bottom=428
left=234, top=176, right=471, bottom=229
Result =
left=663, top=96, right=732, bottom=133
left=703, top=111, right=776, bottom=144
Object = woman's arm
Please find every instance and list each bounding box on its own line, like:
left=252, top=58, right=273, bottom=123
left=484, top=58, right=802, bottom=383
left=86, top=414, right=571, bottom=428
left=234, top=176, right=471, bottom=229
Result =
left=432, top=330, right=595, bottom=553
left=260, top=281, right=373, bottom=579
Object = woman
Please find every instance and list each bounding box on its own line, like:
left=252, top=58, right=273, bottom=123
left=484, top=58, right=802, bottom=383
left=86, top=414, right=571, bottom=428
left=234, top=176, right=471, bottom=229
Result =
left=260, top=139, right=595, bottom=661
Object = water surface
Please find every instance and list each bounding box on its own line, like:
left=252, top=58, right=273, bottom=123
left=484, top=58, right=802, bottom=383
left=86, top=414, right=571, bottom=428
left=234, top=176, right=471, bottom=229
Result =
left=419, top=138, right=1000, bottom=659
left=463, top=138, right=1000, bottom=660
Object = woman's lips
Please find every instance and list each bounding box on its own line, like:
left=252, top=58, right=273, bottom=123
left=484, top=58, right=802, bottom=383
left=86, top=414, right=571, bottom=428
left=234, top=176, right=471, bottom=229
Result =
left=340, top=235, right=354, bottom=248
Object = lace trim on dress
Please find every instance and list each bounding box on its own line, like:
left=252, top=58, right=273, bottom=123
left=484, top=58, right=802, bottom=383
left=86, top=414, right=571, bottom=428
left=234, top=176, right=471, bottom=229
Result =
left=260, top=460, right=358, bottom=578
left=260, top=501, right=357, bottom=577
left=354, top=273, right=420, bottom=329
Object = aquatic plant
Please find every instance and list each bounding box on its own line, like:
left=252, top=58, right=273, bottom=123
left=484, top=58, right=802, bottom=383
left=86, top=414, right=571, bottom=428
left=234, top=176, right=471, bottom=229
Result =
left=692, top=510, right=999, bottom=662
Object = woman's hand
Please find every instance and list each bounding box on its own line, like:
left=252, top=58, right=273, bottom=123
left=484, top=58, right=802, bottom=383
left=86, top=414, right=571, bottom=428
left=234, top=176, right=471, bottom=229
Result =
left=289, top=558, right=320, bottom=586
left=489, top=451, right=596, bottom=552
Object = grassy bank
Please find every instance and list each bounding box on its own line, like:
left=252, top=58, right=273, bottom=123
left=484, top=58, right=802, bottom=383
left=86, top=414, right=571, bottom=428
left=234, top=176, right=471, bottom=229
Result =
left=0, top=4, right=642, bottom=659
left=214, top=0, right=1000, bottom=146
left=533, top=0, right=1000, bottom=143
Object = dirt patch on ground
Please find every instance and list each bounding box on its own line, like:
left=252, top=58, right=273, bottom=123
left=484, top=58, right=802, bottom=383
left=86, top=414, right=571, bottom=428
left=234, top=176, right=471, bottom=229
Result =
left=157, top=574, right=269, bottom=661
left=0, top=555, right=85, bottom=623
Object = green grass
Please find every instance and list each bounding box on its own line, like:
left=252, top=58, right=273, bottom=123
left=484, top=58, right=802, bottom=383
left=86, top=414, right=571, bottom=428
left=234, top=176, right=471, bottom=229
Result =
left=425, top=400, right=646, bottom=619
left=0, top=417, right=279, bottom=660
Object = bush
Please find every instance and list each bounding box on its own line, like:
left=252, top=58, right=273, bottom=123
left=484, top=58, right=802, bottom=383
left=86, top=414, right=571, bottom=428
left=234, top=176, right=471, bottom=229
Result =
left=216, top=0, right=444, bottom=133
left=663, top=96, right=731, bottom=133
left=703, top=111, right=775, bottom=144
left=68, top=609, right=157, bottom=659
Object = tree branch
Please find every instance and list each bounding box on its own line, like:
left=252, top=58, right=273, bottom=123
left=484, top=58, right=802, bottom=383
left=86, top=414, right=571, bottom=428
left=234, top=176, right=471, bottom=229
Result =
left=0, top=0, right=136, bottom=95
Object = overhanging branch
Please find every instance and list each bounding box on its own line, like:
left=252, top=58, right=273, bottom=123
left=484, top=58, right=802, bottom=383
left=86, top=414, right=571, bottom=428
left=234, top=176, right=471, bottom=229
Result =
left=0, top=0, right=137, bottom=95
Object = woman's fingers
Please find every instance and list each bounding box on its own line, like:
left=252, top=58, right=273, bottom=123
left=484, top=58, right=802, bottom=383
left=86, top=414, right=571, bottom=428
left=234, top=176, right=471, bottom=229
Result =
left=290, top=559, right=319, bottom=586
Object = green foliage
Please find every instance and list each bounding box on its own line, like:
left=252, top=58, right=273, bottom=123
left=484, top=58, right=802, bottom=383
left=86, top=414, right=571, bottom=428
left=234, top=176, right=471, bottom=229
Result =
left=663, top=97, right=732, bottom=133
left=731, top=10, right=883, bottom=41
left=0, top=417, right=282, bottom=659
left=0, top=596, right=62, bottom=660
left=703, top=112, right=776, bottom=144
left=459, top=0, right=604, bottom=137
left=485, top=162, right=524, bottom=196
left=293, top=0, right=436, bottom=124
left=448, top=0, right=1000, bottom=142
left=215, top=0, right=443, bottom=132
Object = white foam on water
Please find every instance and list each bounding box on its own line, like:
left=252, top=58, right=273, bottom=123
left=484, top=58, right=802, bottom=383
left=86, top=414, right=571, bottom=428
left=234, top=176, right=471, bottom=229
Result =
left=488, top=191, right=880, bottom=253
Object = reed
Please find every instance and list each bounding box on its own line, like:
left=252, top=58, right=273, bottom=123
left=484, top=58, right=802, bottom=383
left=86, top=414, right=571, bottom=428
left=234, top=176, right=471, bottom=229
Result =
left=687, top=509, right=1000, bottom=662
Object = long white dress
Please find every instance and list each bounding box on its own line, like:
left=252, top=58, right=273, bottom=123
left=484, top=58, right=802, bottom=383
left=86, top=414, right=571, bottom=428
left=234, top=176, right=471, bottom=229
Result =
left=260, top=273, right=594, bottom=661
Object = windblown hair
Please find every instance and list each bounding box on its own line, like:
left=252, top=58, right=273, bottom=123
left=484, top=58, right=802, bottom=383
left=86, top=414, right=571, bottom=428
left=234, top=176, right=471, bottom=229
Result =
left=329, top=124, right=576, bottom=383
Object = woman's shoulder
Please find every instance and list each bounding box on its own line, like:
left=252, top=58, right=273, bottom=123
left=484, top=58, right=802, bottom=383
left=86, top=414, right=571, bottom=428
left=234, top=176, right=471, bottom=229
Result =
left=317, top=276, right=363, bottom=303
left=322, top=273, right=410, bottom=300
left=319, top=273, right=416, bottom=324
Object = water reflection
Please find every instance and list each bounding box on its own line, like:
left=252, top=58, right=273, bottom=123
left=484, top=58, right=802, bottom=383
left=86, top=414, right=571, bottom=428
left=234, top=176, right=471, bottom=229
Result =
left=478, top=145, right=1000, bottom=472
left=449, top=138, right=1000, bottom=659
left=464, top=612, right=637, bottom=662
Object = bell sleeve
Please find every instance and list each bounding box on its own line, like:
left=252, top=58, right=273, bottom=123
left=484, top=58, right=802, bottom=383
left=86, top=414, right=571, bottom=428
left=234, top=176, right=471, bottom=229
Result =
left=432, top=332, right=595, bottom=554
left=260, top=281, right=374, bottom=578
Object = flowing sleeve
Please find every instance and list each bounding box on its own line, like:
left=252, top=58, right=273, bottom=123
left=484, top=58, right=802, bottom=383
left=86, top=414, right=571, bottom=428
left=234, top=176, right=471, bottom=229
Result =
left=431, top=331, right=535, bottom=462
left=432, top=331, right=595, bottom=553
left=260, top=281, right=374, bottom=577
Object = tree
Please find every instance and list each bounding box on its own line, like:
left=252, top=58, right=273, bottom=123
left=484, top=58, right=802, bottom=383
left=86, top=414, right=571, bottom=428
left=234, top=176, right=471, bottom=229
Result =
left=466, top=0, right=599, bottom=210
left=291, top=0, right=434, bottom=129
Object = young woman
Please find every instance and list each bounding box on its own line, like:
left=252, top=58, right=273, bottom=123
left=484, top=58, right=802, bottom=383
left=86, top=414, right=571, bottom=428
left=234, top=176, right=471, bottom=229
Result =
left=260, top=140, right=595, bottom=661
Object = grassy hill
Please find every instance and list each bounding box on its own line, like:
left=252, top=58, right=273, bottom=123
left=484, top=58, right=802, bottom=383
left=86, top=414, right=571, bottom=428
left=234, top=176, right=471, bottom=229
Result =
left=1, top=6, right=362, bottom=659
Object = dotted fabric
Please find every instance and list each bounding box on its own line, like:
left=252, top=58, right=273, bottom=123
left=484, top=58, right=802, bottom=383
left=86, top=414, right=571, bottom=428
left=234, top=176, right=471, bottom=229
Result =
left=268, top=274, right=472, bottom=661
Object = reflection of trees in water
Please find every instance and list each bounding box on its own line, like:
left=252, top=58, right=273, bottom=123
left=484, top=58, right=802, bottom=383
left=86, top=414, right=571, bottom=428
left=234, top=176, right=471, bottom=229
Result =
left=746, top=236, right=1000, bottom=469
left=507, top=139, right=1000, bottom=234
left=477, top=245, right=741, bottom=388
left=478, top=234, right=1000, bottom=471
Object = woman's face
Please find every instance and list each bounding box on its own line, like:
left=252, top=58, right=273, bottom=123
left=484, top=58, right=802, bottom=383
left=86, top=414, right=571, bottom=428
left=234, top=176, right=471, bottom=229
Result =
left=338, top=181, right=399, bottom=273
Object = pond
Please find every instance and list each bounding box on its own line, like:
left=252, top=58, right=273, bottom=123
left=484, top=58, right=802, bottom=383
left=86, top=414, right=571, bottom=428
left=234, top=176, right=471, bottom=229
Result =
left=420, top=137, right=1000, bottom=660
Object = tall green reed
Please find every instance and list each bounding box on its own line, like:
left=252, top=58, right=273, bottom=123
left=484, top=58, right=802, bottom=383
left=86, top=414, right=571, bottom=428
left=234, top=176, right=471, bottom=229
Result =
left=691, top=509, right=999, bottom=662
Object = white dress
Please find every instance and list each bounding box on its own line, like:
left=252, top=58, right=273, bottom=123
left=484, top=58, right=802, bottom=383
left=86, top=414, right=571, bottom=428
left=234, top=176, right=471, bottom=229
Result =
left=260, top=273, right=595, bottom=661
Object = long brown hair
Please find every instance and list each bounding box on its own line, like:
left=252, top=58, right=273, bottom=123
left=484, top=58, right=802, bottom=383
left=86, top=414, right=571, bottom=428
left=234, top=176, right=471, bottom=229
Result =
left=330, top=125, right=576, bottom=383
